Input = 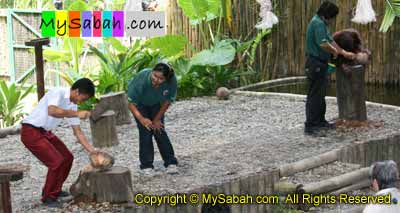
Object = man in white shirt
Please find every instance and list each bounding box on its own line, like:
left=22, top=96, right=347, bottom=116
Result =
left=364, top=160, right=400, bottom=213
left=20, top=78, right=96, bottom=208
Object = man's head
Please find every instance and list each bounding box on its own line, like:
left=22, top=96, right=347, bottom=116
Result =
left=369, top=160, right=399, bottom=191
left=70, top=78, right=95, bottom=104
left=151, top=62, right=174, bottom=87
left=317, top=1, right=339, bottom=23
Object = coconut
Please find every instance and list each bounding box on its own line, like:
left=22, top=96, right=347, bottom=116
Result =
left=89, top=151, right=115, bottom=171
left=216, top=87, right=230, bottom=100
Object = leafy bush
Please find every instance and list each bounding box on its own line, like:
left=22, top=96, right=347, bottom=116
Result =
left=0, top=81, right=34, bottom=128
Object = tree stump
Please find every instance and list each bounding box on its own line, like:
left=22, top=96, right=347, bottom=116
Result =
left=70, top=166, right=134, bottom=203
left=99, top=92, right=132, bottom=125
left=90, top=110, right=119, bottom=148
left=336, top=64, right=367, bottom=121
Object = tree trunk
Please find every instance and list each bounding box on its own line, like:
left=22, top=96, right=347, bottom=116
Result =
left=99, top=92, right=132, bottom=125
left=90, top=110, right=119, bottom=148
left=336, top=65, right=367, bottom=121
left=70, top=166, right=134, bottom=203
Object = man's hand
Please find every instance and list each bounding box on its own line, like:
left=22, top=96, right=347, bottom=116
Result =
left=72, top=125, right=96, bottom=154
left=341, top=50, right=356, bottom=60
left=77, top=111, right=91, bottom=119
left=151, top=119, right=164, bottom=134
left=140, top=118, right=153, bottom=131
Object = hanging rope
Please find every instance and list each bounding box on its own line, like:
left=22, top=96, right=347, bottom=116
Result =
left=352, top=0, right=376, bottom=24
left=255, top=0, right=279, bottom=29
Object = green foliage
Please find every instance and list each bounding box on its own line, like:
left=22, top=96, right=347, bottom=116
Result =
left=66, top=0, right=90, bottom=11
left=4, top=0, right=54, bottom=9
left=0, top=81, right=34, bottom=128
left=190, top=40, right=235, bottom=66
left=44, top=37, right=92, bottom=85
left=90, top=38, right=162, bottom=95
left=171, top=58, right=207, bottom=98
left=145, top=35, right=188, bottom=58
left=380, top=0, right=400, bottom=32
left=172, top=57, right=239, bottom=98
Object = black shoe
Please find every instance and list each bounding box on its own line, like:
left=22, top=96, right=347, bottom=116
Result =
left=304, top=126, right=326, bottom=137
left=58, top=191, right=70, bottom=197
left=305, top=126, right=316, bottom=134
left=42, top=198, right=63, bottom=208
left=319, top=121, right=336, bottom=129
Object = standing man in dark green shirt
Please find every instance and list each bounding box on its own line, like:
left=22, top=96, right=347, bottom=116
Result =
left=127, top=62, right=178, bottom=175
left=304, top=1, right=355, bottom=135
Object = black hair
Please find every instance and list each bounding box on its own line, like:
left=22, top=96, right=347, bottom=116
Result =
left=153, top=62, right=175, bottom=81
left=317, top=1, right=339, bottom=20
left=71, top=78, right=95, bottom=97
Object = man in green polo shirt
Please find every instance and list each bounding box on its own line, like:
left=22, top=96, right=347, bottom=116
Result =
left=127, top=62, right=178, bottom=175
left=304, top=1, right=355, bottom=135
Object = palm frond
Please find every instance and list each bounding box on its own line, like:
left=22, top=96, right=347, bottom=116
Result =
left=380, top=0, right=400, bottom=32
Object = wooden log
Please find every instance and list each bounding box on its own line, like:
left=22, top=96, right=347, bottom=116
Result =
left=90, top=110, right=119, bottom=148
left=70, top=166, right=134, bottom=203
left=99, top=92, right=132, bottom=125
left=279, top=149, right=339, bottom=177
left=336, top=64, right=367, bottom=121
left=330, top=179, right=371, bottom=195
left=274, top=181, right=304, bottom=196
left=0, top=125, right=21, bottom=138
left=302, top=167, right=369, bottom=194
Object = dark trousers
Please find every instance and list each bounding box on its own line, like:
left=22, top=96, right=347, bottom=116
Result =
left=305, top=57, right=329, bottom=127
left=20, top=124, right=73, bottom=201
left=134, top=104, right=178, bottom=169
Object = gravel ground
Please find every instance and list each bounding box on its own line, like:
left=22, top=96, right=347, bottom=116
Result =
left=1, top=94, right=400, bottom=212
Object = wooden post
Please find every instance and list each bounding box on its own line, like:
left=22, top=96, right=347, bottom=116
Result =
left=25, top=38, right=50, bottom=101
left=99, top=92, right=132, bottom=125
left=0, top=164, right=27, bottom=213
left=0, top=175, right=11, bottom=213
left=336, top=64, right=367, bottom=121
left=70, top=166, right=134, bottom=203
left=90, top=110, right=119, bottom=148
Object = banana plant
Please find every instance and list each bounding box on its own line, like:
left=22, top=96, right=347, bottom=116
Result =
left=0, top=81, right=34, bottom=128
left=43, top=37, right=92, bottom=85
left=171, top=57, right=207, bottom=98
left=380, top=0, right=400, bottom=32
left=90, top=38, right=158, bottom=94
left=177, top=0, right=233, bottom=48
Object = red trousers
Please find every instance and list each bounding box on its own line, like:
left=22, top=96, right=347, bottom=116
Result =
left=20, top=124, right=73, bottom=201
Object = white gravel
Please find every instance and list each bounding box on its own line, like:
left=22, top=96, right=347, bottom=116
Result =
left=1, top=94, right=400, bottom=212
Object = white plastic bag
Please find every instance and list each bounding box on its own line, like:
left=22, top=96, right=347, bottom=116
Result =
left=352, top=0, right=376, bottom=24
left=256, top=0, right=279, bottom=29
